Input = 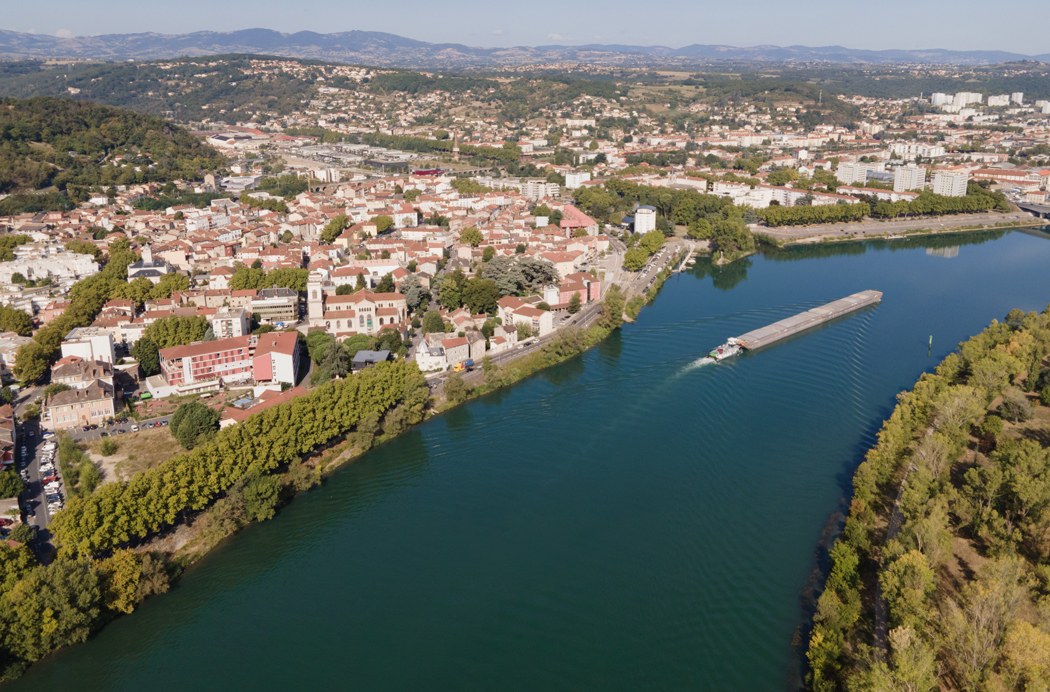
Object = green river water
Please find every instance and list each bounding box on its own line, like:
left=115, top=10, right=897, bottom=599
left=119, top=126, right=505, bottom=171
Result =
left=13, top=228, right=1050, bottom=691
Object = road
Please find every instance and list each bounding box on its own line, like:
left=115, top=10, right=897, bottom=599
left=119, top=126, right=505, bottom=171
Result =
left=16, top=420, right=56, bottom=562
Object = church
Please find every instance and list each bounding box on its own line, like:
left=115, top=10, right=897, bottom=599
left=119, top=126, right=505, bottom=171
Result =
left=307, top=276, right=409, bottom=339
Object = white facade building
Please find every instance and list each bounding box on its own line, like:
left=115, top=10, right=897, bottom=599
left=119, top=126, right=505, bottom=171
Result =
left=633, top=206, right=657, bottom=234
left=931, top=171, right=969, bottom=198
left=212, top=307, right=249, bottom=339
left=564, top=170, right=592, bottom=190
left=60, top=327, right=116, bottom=365
left=893, top=165, right=927, bottom=193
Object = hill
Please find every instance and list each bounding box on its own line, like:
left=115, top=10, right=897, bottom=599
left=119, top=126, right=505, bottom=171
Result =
left=0, top=97, right=226, bottom=212
left=0, top=29, right=1047, bottom=68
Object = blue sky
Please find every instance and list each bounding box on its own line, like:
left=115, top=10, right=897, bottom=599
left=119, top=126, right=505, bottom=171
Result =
left=12, top=0, right=1050, bottom=55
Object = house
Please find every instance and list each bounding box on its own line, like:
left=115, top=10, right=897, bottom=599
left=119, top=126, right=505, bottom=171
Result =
left=498, top=296, right=555, bottom=338
left=414, top=333, right=447, bottom=372
left=126, top=245, right=175, bottom=285
left=559, top=272, right=601, bottom=305
left=45, top=381, right=119, bottom=431
left=60, top=327, right=115, bottom=365
left=351, top=350, right=392, bottom=372
left=50, top=357, right=115, bottom=390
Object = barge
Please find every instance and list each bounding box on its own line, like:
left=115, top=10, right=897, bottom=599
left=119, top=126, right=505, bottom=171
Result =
left=704, top=290, right=882, bottom=362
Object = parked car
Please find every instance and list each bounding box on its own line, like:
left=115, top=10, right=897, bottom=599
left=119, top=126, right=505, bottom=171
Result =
left=0, top=518, right=13, bottom=527
left=131, top=424, right=139, bottom=432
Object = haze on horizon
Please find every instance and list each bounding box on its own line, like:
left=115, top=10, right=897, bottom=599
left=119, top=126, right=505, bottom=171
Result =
left=10, top=0, right=1050, bottom=56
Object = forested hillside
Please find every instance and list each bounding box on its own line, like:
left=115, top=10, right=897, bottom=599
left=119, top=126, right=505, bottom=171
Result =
left=808, top=308, right=1050, bottom=692
left=0, top=56, right=318, bottom=120
left=0, top=96, right=226, bottom=210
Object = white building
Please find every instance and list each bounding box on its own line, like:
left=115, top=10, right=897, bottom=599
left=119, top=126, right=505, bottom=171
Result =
left=1011, top=92, right=1024, bottom=105
left=212, top=307, right=249, bottom=339
left=633, top=206, right=657, bottom=234
left=520, top=180, right=560, bottom=200
left=931, top=171, right=969, bottom=198
left=987, top=95, right=1010, bottom=107
left=564, top=170, right=592, bottom=190
left=60, top=327, right=115, bottom=365
left=893, top=165, right=927, bottom=193
left=836, top=162, right=879, bottom=185
left=0, top=251, right=99, bottom=285
left=931, top=93, right=952, bottom=106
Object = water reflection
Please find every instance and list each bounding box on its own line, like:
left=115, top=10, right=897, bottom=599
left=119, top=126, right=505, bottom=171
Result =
left=688, top=256, right=752, bottom=291
left=926, top=246, right=959, bottom=258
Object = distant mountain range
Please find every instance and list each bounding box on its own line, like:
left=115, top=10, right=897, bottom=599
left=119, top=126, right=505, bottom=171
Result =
left=1, top=29, right=1047, bottom=68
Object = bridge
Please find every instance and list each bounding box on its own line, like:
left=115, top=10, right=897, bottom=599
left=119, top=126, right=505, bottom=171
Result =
left=1016, top=203, right=1050, bottom=219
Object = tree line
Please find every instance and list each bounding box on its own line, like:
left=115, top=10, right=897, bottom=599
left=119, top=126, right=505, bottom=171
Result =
left=808, top=307, right=1050, bottom=692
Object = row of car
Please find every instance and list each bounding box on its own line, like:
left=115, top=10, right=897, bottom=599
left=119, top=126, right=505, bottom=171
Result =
left=39, top=440, right=63, bottom=515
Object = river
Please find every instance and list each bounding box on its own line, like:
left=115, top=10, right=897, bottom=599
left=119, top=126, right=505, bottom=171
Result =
left=14, top=228, right=1050, bottom=691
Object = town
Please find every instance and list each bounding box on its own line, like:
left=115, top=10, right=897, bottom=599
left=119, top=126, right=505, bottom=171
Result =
left=1, top=47, right=1050, bottom=686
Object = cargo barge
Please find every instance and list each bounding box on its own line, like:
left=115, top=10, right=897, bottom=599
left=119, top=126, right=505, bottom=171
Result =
left=704, top=290, right=882, bottom=362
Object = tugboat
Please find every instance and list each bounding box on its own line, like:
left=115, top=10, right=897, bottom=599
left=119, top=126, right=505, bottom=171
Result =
left=707, top=338, right=742, bottom=361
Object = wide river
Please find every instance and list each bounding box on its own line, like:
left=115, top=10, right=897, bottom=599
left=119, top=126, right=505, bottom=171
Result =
left=15, top=228, right=1050, bottom=691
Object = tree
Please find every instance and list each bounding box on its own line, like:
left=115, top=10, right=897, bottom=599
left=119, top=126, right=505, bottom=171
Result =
left=306, top=330, right=336, bottom=364
left=374, top=215, right=394, bottom=234
left=3, top=557, right=102, bottom=663
left=280, top=230, right=293, bottom=244
left=710, top=218, right=755, bottom=255
left=321, top=214, right=349, bottom=244
left=169, top=402, right=221, bottom=449
left=11, top=272, right=26, bottom=284
left=13, top=342, right=50, bottom=383
left=461, top=227, right=483, bottom=247
left=568, top=292, right=582, bottom=315
left=0, top=306, right=33, bottom=336
left=343, top=334, right=372, bottom=360
left=482, top=246, right=495, bottom=262
left=443, top=372, right=469, bottom=403
left=599, top=284, right=625, bottom=329
left=144, top=315, right=208, bottom=349
left=941, top=557, right=1030, bottom=691
left=375, top=273, right=395, bottom=294
left=439, top=276, right=463, bottom=309
left=515, top=244, right=526, bottom=254
left=99, top=438, right=118, bottom=457
left=251, top=259, right=263, bottom=270
left=624, top=247, right=649, bottom=272
left=462, top=278, right=500, bottom=315
left=0, top=469, right=23, bottom=498
left=336, top=284, right=353, bottom=296
left=356, top=273, right=368, bottom=292
left=422, top=309, right=445, bottom=334
left=320, top=342, right=350, bottom=379
left=131, top=338, right=160, bottom=377
left=8, top=523, right=35, bottom=544
left=397, top=274, right=426, bottom=311
left=880, top=550, right=935, bottom=630
left=639, top=229, right=665, bottom=255
left=97, top=550, right=141, bottom=614
left=687, top=218, right=712, bottom=240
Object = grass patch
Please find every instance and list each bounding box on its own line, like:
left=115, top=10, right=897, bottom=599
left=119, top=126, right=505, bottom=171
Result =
left=85, top=427, right=180, bottom=480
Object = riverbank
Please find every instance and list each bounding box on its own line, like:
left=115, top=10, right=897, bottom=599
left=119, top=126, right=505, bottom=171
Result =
left=758, top=210, right=1038, bottom=246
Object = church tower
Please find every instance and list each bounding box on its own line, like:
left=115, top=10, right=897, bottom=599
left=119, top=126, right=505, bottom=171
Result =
left=307, top=275, right=325, bottom=324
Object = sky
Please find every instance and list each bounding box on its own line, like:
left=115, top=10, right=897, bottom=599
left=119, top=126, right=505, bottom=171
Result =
left=10, top=0, right=1050, bottom=55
